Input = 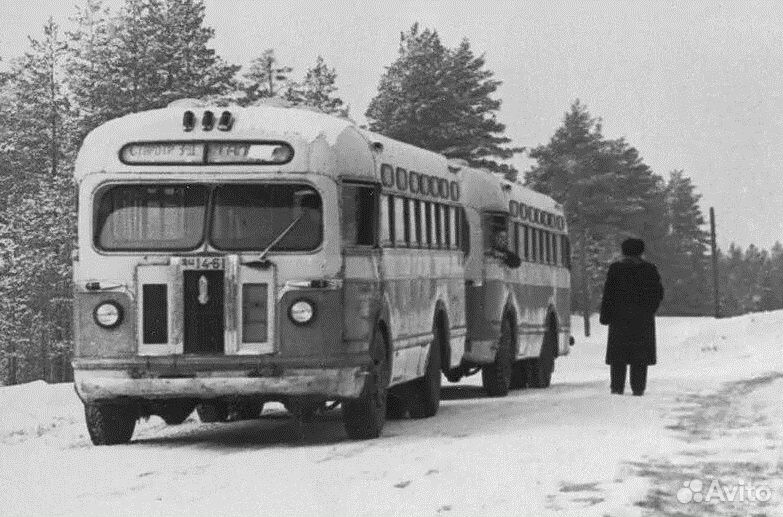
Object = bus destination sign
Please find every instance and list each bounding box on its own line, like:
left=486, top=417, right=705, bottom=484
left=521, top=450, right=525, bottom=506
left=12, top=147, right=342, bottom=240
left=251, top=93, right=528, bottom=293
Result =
left=120, top=141, right=295, bottom=165
left=120, top=142, right=204, bottom=164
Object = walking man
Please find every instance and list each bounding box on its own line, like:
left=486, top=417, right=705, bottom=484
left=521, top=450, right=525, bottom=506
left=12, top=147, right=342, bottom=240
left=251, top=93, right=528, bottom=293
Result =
left=599, top=238, right=664, bottom=396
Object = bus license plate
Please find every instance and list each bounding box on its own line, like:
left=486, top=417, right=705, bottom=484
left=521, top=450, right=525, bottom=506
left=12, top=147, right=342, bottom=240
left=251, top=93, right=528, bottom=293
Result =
left=181, top=257, right=225, bottom=270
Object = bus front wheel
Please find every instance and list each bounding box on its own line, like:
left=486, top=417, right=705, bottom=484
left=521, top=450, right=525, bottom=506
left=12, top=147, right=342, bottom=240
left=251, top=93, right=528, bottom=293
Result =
left=482, top=317, right=514, bottom=397
left=408, top=326, right=442, bottom=419
left=84, top=403, right=137, bottom=445
left=343, top=327, right=389, bottom=439
left=528, top=322, right=557, bottom=388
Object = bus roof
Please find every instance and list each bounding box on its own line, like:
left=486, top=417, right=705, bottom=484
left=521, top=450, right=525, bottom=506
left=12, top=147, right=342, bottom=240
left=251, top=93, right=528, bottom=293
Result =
left=74, top=105, right=369, bottom=182
left=73, top=105, right=457, bottom=185
left=459, top=165, right=564, bottom=217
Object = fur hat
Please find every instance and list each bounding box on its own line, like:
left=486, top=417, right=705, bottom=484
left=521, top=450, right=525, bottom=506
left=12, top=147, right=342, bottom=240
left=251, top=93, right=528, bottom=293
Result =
left=621, top=238, right=645, bottom=257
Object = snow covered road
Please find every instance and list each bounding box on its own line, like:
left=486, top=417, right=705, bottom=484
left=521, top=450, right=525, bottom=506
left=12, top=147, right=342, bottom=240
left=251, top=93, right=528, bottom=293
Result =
left=2, top=313, right=783, bottom=516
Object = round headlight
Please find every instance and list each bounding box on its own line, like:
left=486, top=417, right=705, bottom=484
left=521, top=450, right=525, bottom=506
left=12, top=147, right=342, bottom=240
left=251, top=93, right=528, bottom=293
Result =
left=94, top=302, right=123, bottom=328
left=289, top=300, right=315, bottom=325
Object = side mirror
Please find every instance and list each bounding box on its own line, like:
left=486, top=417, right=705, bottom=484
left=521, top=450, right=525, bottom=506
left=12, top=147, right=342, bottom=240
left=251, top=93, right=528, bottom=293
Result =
left=504, top=252, right=522, bottom=269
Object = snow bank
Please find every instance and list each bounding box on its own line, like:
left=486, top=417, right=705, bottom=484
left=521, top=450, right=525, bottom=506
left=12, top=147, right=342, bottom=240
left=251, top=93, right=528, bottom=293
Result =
left=0, top=380, right=84, bottom=443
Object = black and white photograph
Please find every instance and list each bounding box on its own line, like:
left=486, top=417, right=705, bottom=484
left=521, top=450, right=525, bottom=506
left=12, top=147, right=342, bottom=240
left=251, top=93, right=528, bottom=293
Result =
left=1, top=1, right=782, bottom=515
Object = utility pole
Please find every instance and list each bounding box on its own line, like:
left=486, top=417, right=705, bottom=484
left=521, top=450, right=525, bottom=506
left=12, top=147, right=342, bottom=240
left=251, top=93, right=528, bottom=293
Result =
left=710, top=207, right=720, bottom=318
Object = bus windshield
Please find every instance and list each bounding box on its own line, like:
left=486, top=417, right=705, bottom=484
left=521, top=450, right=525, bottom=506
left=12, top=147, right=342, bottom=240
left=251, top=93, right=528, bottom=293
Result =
left=211, top=184, right=322, bottom=251
left=95, top=183, right=322, bottom=252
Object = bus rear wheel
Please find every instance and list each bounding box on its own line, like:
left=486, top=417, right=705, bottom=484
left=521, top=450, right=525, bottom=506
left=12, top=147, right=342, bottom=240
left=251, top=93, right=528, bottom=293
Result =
left=343, top=327, right=389, bottom=439
left=84, top=403, right=137, bottom=445
left=409, top=326, right=442, bottom=419
left=528, top=321, right=557, bottom=388
left=482, top=317, right=514, bottom=397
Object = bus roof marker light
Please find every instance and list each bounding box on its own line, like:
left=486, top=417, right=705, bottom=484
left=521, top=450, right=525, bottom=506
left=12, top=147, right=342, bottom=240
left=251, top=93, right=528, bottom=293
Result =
left=183, top=111, right=196, bottom=131
left=217, top=111, right=234, bottom=131
left=202, top=110, right=215, bottom=131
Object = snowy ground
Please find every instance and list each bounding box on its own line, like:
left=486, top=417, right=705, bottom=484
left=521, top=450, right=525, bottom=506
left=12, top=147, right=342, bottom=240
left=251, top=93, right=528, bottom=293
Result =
left=2, top=313, right=783, bottom=516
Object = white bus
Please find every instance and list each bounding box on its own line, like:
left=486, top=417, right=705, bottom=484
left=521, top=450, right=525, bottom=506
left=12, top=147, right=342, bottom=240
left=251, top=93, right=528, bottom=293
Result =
left=72, top=103, right=466, bottom=444
left=446, top=165, right=572, bottom=395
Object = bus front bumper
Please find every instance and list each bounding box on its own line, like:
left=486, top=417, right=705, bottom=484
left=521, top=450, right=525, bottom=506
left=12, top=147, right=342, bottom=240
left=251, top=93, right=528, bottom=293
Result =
left=72, top=357, right=369, bottom=403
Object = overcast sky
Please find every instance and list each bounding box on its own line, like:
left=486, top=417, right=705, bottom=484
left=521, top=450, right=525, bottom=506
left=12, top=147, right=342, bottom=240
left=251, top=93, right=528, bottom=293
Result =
left=2, top=0, right=783, bottom=249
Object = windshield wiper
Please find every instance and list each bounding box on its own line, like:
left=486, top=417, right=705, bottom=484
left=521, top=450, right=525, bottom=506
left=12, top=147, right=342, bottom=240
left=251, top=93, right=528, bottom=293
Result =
left=244, top=215, right=303, bottom=269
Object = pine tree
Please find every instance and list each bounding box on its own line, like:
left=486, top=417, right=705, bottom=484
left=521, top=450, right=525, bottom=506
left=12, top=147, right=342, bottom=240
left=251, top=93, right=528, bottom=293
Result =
left=658, top=170, right=711, bottom=315
left=526, top=100, right=669, bottom=334
left=366, top=24, right=521, bottom=176
left=0, top=19, right=75, bottom=384
left=285, top=55, right=347, bottom=115
left=68, top=0, right=237, bottom=133
left=241, top=49, right=292, bottom=105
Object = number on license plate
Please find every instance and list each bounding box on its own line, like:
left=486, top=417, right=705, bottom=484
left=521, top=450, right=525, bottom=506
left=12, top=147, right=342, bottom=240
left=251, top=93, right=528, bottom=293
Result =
left=181, top=257, right=225, bottom=270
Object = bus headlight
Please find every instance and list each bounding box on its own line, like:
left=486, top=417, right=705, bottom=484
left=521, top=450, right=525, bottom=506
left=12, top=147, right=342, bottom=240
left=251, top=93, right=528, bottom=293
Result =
left=94, top=301, right=123, bottom=329
left=289, top=299, right=315, bottom=325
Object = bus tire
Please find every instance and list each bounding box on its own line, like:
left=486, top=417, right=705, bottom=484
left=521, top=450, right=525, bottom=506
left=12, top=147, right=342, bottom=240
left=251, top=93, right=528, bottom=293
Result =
left=343, top=327, right=389, bottom=439
left=482, top=316, right=514, bottom=397
left=158, top=401, right=196, bottom=425
left=196, top=402, right=229, bottom=423
left=510, top=361, right=527, bottom=390
left=528, top=320, right=557, bottom=389
left=386, top=390, right=408, bottom=420
left=408, top=328, right=442, bottom=419
left=85, top=403, right=136, bottom=445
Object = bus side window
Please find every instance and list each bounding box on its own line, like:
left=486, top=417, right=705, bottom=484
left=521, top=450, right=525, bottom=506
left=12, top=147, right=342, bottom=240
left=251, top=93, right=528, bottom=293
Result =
left=460, top=208, right=470, bottom=256
left=553, top=231, right=560, bottom=266
left=523, top=224, right=529, bottom=260
left=424, top=202, right=433, bottom=248
left=342, top=183, right=377, bottom=247
left=545, top=231, right=552, bottom=263
left=443, top=205, right=452, bottom=248
left=434, top=204, right=443, bottom=248
left=532, top=229, right=537, bottom=262
left=413, top=199, right=422, bottom=247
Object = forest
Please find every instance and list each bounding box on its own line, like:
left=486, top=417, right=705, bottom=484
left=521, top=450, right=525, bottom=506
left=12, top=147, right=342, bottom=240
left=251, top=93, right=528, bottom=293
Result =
left=0, top=0, right=777, bottom=384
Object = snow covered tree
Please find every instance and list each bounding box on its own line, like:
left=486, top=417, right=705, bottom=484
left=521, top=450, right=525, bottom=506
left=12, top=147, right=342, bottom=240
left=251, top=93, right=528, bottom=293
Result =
left=68, top=0, right=238, bottom=133
left=658, top=170, right=712, bottom=315
left=526, top=100, right=668, bottom=334
left=0, top=19, right=75, bottom=384
left=241, top=49, right=292, bottom=105
left=285, top=55, right=347, bottom=116
left=366, top=24, right=521, bottom=176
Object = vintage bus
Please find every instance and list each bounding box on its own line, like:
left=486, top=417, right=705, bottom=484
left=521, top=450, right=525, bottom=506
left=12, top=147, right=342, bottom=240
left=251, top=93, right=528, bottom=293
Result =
left=446, top=165, right=572, bottom=395
left=72, top=103, right=466, bottom=444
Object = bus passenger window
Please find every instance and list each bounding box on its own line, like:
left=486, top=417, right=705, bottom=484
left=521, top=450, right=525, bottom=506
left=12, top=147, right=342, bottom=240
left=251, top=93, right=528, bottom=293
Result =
left=434, top=204, right=443, bottom=248
left=424, top=202, right=433, bottom=248
left=523, top=225, right=530, bottom=260
left=411, top=199, right=421, bottom=247
left=553, top=232, right=559, bottom=265
left=387, top=195, right=396, bottom=246
left=380, top=194, right=391, bottom=246
left=460, top=208, right=470, bottom=256
left=414, top=200, right=422, bottom=247
left=530, top=227, right=537, bottom=262
left=545, top=232, right=552, bottom=263
left=449, top=206, right=459, bottom=250
left=394, top=196, right=407, bottom=247
left=443, top=205, right=452, bottom=248
left=341, top=183, right=377, bottom=247
left=402, top=197, right=411, bottom=246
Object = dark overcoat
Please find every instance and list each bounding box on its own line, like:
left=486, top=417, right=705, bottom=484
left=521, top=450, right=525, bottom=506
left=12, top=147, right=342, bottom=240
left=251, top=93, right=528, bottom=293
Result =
left=599, top=256, right=664, bottom=365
